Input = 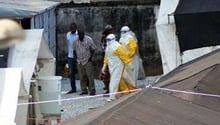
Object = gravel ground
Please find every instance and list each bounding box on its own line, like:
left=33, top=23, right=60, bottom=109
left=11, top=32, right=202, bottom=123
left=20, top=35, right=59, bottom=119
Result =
left=61, top=76, right=160, bottom=121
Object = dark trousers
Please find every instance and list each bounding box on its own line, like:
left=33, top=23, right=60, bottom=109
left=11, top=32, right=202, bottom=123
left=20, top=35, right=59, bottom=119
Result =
left=76, top=62, right=95, bottom=93
left=67, top=57, right=76, bottom=91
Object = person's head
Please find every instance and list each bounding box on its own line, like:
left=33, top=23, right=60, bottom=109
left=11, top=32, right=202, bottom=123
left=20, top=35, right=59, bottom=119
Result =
left=70, top=22, right=77, bottom=34
left=105, top=25, right=112, bottom=30
left=104, top=25, right=113, bottom=32
left=106, top=33, right=116, bottom=44
left=103, top=24, right=113, bottom=36
left=120, top=26, right=130, bottom=34
left=120, top=26, right=130, bottom=38
left=78, top=29, right=85, bottom=41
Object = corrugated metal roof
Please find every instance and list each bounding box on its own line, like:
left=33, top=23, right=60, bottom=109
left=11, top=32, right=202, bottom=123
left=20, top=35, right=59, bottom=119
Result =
left=0, top=0, right=60, bottom=18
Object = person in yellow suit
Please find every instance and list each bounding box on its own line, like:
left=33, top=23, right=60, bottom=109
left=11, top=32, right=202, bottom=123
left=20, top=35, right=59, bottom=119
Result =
left=119, top=26, right=140, bottom=87
left=101, top=34, right=136, bottom=101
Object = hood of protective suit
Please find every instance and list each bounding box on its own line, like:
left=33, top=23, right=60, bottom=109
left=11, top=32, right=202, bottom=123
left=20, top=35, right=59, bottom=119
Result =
left=106, top=33, right=117, bottom=45
left=120, top=26, right=130, bottom=39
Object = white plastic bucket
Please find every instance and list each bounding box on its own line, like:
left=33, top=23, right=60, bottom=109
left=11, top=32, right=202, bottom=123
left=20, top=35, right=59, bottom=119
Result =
left=37, top=76, right=62, bottom=115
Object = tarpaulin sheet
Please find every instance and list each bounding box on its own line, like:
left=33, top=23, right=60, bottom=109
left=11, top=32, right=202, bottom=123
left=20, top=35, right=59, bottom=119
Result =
left=175, top=0, right=220, bottom=52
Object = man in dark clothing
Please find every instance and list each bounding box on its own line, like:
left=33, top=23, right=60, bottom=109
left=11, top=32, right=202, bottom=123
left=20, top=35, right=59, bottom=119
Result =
left=99, top=25, right=113, bottom=94
left=73, top=29, right=97, bottom=96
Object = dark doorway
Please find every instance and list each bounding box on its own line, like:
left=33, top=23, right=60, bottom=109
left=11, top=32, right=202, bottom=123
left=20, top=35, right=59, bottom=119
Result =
left=21, top=18, right=31, bottom=29
left=0, top=48, right=9, bottom=68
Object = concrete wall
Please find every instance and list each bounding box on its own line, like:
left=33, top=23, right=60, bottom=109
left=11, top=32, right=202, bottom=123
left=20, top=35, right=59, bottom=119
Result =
left=56, top=3, right=162, bottom=77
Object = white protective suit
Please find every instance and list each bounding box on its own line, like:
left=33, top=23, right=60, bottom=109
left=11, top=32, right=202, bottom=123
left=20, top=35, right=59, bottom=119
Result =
left=120, top=26, right=140, bottom=87
left=102, top=34, right=132, bottom=100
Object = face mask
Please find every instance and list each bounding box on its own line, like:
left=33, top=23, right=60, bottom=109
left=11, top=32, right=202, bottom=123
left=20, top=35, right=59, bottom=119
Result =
left=106, top=41, right=110, bottom=46
left=121, top=33, right=126, bottom=38
left=106, top=38, right=111, bottom=45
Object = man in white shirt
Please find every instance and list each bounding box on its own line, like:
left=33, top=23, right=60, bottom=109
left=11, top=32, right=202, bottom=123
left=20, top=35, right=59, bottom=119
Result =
left=66, top=23, right=78, bottom=94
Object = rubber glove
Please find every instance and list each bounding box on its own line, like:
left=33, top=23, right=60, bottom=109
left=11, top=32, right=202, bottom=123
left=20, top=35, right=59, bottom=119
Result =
left=101, top=64, right=107, bottom=74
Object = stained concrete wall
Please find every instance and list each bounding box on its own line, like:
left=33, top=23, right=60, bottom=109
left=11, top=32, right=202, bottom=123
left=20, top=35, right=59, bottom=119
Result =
left=56, top=3, right=162, bottom=76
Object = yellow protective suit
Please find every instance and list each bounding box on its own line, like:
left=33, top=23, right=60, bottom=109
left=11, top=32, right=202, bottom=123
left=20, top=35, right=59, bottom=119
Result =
left=103, top=35, right=136, bottom=100
left=120, top=32, right=140, bottom=87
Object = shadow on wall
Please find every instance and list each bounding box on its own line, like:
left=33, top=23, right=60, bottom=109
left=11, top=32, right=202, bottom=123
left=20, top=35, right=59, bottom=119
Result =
left=56, top=3, right=162, bottom=77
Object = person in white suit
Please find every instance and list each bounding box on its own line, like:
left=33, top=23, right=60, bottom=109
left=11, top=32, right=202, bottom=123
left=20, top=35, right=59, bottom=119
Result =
left=101, top=34, right=136, bottom=101
left=119, top=26, right=140, bottom=87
